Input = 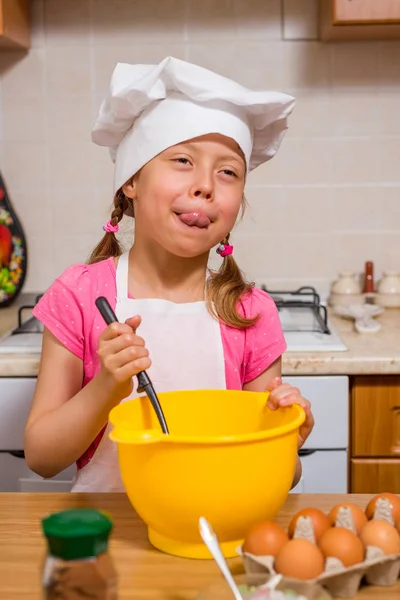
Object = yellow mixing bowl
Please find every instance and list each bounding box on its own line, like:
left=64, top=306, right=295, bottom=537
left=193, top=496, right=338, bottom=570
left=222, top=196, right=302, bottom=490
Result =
left=109, top=389, right=305, bottom=560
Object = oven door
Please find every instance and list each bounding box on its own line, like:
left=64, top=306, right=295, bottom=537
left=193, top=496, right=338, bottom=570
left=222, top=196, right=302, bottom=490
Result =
left=291, top=449, right=348, bottom=493
left=0, top=377, right=75, bottom=491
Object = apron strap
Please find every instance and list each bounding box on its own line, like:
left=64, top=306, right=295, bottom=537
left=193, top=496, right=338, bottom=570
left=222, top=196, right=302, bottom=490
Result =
left=116, top=251, right=130, bottom=300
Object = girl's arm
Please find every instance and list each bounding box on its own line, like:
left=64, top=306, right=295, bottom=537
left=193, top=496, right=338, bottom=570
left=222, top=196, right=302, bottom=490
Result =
left=243, top=356, right=314, bottom=489
left=24, top=317, right=150, bottom=478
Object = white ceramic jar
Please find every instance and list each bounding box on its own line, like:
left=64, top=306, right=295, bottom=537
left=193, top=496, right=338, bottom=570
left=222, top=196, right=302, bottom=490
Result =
left=376, top=271, right=400, bottom=308
left=329, top=272, right=364, bottom=306
left=331, top=272, right=362, bottom=295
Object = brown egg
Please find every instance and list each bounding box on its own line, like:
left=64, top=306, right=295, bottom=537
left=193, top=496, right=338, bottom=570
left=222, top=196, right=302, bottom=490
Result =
left=360, top=519, right=400, bottom=555
left=318, top=527, right=365, bottom=567
left=396, top=519, right=400, bottom=535
left=288, top=508, right=331, bottom=542
left=275, top=539, right=325, bottom=580
left=242, top=521, right=288, bottom=556
left=365, top=493, right=400, bottom=522
left=328, top=503, right=368, bottom=534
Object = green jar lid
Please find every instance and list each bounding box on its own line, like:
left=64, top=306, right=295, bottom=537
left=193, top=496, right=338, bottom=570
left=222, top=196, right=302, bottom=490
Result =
left=42, top=508, right=113, bottom=560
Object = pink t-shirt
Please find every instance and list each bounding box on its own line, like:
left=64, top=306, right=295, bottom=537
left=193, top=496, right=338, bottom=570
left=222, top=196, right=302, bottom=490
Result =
left=33, top=257, right=286, bottom=468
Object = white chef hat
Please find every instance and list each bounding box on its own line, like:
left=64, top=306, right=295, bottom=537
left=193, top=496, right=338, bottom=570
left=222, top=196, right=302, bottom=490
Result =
left=92, top=56, right=295, bottom=197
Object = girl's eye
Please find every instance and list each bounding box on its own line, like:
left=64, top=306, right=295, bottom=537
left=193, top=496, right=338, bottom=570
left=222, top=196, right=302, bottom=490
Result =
left=173, top=157, right=191, bottom=165
left=221, top=169, right=238, bottom=178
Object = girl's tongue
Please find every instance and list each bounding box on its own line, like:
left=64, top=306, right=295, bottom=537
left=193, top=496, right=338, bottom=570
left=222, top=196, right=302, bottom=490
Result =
left=177, top=211, right=211, bottom=228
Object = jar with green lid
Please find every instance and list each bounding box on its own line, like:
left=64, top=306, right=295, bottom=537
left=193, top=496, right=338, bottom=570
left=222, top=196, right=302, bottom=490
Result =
left=41, top=508, right=117, bottom=599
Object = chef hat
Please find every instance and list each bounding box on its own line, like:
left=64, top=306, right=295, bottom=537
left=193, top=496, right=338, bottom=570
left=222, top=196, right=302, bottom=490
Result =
left=92, top=56, right=295, bottom=196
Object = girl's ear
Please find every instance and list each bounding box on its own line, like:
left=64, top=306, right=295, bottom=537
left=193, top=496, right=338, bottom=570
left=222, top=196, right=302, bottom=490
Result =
left=122, top=179, right=136, bottom=200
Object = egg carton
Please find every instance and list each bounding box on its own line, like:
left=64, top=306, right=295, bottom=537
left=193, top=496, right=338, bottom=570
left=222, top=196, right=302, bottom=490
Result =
left=238, top=499, right=400, bottom=599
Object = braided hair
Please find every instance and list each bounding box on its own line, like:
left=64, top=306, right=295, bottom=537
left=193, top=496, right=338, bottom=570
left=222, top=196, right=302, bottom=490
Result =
left=88, top=189, right=133, bottom=264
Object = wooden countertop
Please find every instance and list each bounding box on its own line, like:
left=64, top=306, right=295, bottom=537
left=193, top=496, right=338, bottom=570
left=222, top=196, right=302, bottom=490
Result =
left=0, top=493, right=398, bottom=599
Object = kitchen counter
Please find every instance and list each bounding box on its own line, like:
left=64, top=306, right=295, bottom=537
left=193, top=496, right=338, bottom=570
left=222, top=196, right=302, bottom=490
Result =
left=282, top=310, right=400, bottom=376
left=0, top=492, right=398, bottom=599
left=0, top=302, right=399, bottom=377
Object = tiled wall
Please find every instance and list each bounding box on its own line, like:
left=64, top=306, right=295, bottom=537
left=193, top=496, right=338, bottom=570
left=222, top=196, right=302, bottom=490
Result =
left=0, top=0, right=399, bottom=294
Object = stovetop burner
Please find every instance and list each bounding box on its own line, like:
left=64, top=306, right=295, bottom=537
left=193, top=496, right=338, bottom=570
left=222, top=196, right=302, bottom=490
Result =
left=261, top=285, right=330, bottom=335
left=14, top=294, right=44, bottom=334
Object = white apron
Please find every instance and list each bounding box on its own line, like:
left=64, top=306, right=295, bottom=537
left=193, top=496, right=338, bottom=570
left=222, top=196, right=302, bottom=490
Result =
left=71, top=251, right=227, bottom=492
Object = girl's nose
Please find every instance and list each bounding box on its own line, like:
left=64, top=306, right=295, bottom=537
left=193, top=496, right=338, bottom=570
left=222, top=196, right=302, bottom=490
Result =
left=193, top=188, right=212, bottom=200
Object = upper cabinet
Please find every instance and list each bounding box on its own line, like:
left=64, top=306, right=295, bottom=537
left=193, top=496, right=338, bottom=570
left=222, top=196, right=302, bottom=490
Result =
left=0, top=0, right=30, bottom=50
left=334, top=0, right=400, bottom=24
left=320, top=0, right=400, bottom=40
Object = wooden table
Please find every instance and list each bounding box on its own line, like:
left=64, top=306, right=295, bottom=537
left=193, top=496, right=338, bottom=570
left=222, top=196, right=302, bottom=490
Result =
left=0, top=493, right=399, bottom=599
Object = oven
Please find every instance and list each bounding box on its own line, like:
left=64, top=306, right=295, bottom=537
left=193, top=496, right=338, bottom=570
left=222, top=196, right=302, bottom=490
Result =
left=263, top=286, right=349, bottom=493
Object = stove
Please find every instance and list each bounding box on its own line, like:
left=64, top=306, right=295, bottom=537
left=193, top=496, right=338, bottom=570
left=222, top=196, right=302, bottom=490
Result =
left=0, top=294, right=43, bottom=354
left=0, top=287, right=347, bottom=354
left=262, top=286, right=347, bottom=352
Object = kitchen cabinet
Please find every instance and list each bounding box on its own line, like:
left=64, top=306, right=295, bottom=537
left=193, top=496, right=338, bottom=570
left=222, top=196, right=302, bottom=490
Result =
left=320, top=0, right=400, bottom=40
left=351, top=458, right=400, bottom=493
left=350, top=375, right=400, bottom=493
left=0, top=0, right=30, bottom=49
left=333, top=0, right=400, bottom=24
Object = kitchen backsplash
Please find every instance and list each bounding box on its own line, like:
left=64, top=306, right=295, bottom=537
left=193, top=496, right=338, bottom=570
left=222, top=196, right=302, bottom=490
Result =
left=0, top=0, right=399, bottom=294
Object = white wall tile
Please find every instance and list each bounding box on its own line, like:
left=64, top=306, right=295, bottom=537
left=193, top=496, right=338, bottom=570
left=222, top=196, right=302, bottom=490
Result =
left=331, top=91, right=380, bottom=137
left=333, top=233, right=384, bottom=276
left=277, top=139, right=332, bottom=185
left=0, top=49, right=45, bottom=98
left=379, top=42, right=400, bottom=91
left=234, top=0, right=282, bottom=40
left=47, top=142, right=95, bottom=192
left=283, top=0, right=319, bottom=40
left=186, top=0, right=237, bottom=42
left=46, top=94, right=92, bottom=143
left=283, top=186, right=333, bottom=233
left=331, top=139, right=380, bottom=185
left=379, top=137, right=400, bottom=183
left=2, top=142, right=47, bottom=192
left=281, top=233, right=335, bottom=279
left=380, top=234, right=400, bottom=271
left=380, top=188, right=400, bottom=231
left=285, top=90, right=333, bottom=138
left=92, top=0, right=186, bottom=44
left=379, top=92, right=400, bottom=135
left=330, top=187, right=386, bottom=232
left=332, top=43, right=379, bottom=91
left=31, top=0, right=45, bottom=49
left=283, top=42, right=331, bottom=90
left=46, top=47, right=91, bottom=95
left=44, top=0, right=91, bottom=47
left=234, top=233, right=288, bottom=280
left=2, top=95, right=46, bottom=142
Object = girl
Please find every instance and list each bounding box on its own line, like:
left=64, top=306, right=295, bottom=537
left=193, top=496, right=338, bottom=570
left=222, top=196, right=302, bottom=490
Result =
left=24, top=57, right=314, bottom=492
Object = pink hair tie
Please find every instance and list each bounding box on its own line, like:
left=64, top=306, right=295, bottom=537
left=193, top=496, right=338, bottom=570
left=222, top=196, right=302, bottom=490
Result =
left=217, top=243, right=233, bottom=258
left=103, top=220, right=119, bottom=233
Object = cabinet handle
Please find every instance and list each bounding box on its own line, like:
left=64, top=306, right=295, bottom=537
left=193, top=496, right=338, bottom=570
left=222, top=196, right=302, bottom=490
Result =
left=391, top=406, right=400, bottom=454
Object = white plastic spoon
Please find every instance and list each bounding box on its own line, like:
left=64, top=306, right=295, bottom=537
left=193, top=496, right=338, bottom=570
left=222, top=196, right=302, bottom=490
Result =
left=199, top=517, right=243, bottom=600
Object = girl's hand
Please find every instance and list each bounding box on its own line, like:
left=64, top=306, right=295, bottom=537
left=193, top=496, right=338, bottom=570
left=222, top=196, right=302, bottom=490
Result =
left=97, top=315, right=151, bottom=400
left=266, top=377, right=314, bottom=449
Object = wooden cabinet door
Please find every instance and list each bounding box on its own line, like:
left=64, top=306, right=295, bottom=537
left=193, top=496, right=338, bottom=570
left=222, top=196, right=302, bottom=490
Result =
left=333, top=0, right=400, bottom=24
left=351, top=459, right=400, bottom=493
left=0, top=0, right=30, bottom=49
left=352, top=376, right=400, bottom=457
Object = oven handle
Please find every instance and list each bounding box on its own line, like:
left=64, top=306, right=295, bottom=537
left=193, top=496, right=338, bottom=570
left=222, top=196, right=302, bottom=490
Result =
left=0, top=451, right=25, bottom=458
left=298, top=449, right=317, bottom=456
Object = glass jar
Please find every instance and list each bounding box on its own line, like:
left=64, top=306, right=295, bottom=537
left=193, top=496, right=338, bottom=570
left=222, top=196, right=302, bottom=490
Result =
left=41, top=508, right=117, bottom=599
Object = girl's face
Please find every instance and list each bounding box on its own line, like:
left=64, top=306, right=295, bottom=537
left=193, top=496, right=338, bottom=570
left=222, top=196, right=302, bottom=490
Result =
left=123, top=133, right=246, bottom=258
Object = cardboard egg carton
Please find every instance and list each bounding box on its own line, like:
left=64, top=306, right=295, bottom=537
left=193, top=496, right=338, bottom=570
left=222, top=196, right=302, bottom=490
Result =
left=239, top=499, right=400, bottom=598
